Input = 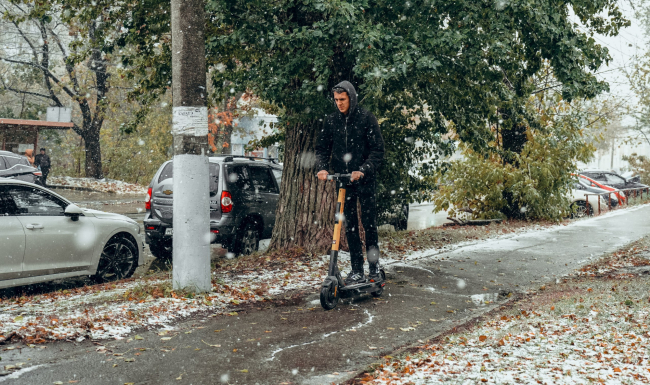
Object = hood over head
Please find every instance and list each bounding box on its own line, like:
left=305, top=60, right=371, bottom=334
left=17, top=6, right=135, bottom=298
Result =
left=25, top=149, right=33, bottom=157
left=332, top=81, right=358, bottom=116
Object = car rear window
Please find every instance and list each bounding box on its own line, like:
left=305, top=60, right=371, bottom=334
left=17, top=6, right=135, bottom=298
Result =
left=4, top=156, right=21, bottom=168
left=158, top=163, right=173, bottom=183
left=157, top=162, right=219, bottom=184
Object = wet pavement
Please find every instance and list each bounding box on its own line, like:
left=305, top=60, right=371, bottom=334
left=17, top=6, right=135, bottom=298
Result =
left=3, top=205, right=650, bottom=384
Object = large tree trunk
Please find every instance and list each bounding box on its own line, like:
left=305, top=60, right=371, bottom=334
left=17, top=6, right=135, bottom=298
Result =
left=268, top=121, right=343, bottom=254
left=501, top=116, right=528, bottom=218
left=83, top=129, right=103, bottom=179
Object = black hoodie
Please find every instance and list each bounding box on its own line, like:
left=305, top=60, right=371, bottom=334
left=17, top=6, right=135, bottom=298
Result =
left=315, top=81, right=385, bottom=187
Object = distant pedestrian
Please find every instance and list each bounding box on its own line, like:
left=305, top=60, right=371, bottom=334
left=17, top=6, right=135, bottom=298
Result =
left=24, top=148, right=35, bottom=166
left=35, top=148, right=51, bottom=186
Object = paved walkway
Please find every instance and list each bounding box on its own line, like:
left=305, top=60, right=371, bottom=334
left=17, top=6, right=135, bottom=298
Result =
left=2, top=206, right=650, bottom=385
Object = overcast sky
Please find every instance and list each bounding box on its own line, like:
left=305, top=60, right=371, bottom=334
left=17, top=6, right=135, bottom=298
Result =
left=577, top=1, right=647, bottom=125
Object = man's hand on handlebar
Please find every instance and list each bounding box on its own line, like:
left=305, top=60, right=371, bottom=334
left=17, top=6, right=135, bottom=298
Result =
left=318, top=170, right=364, bottom=182
left=351, top=171, right=364, bottom=182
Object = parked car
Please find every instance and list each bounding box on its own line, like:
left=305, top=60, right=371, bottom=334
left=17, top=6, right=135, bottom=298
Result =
left=0, top=179, right=143, bottom=290
left=580, top=170, right=649, bottom=192
left=0, top=150, right=42, bottom=185
left=144, top=156, right=282, bottom=259
left=570, top=179, right=612, bottom=217
left=576, top=173, right=627, bottom=205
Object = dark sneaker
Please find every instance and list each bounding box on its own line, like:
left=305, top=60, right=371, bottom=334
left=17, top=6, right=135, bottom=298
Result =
left=344, top=270, right=366, bottom=285
left=368, top=263, right=383, bottom=283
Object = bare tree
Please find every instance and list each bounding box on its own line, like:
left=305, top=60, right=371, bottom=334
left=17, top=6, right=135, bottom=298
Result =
left=0, top=1, right=109, bottom=178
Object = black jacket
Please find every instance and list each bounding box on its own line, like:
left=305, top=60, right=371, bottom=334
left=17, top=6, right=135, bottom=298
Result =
left=315, top=81, right=385, bottom=186
left=35, top=153, right=51, bottom=169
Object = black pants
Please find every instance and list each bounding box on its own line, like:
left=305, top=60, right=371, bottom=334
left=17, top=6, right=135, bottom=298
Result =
left=41, top=167, right=50, bottom=186
left=343, top=184, right=379, bottom=271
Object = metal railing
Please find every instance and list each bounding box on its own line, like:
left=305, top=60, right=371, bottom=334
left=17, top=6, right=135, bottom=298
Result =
left=582, top=187, right=650, bottom=216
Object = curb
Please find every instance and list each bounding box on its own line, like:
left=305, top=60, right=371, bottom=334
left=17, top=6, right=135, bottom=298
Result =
left=47, top=184, right=101, bottom=192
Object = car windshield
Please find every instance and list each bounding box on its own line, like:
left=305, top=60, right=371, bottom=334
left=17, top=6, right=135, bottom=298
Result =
left=604, top=173, right=626, bottom=184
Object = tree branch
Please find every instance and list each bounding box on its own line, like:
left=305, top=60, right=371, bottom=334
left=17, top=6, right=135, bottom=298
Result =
left=1, top=84, right=58, bottom=101
left=0, top=56, right=77, bottom=99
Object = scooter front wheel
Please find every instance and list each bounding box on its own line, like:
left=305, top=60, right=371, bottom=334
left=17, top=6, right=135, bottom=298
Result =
left=320, top=279, right=339, bottom=310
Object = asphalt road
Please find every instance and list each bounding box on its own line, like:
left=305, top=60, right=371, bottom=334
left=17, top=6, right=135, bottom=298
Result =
left=2, top=205, right=650, bottom=385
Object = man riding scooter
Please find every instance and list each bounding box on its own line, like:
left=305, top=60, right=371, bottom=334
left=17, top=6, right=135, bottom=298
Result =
left=315, top=81, right=385, bottom=285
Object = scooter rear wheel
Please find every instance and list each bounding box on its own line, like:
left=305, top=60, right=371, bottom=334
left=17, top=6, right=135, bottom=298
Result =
left=371, top=269, right=387, bottom=298
left=320, top=280, right=339, bottom=310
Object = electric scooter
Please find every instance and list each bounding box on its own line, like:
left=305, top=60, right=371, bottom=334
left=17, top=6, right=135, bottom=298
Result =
left=320, top=173, right=386, bottom=310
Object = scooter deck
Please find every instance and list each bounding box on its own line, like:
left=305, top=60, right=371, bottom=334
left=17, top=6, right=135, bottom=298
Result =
left=339, top=281, right=385, bottom=297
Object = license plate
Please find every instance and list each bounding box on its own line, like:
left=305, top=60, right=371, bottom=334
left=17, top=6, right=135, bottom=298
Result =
left=165, top=228, right=174, bottom=236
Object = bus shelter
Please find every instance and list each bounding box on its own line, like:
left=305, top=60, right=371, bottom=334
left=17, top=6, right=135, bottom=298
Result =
left=0, top=118, right=73, bottom=154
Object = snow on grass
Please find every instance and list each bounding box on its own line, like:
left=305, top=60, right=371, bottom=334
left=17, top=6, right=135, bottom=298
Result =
left=364, top=303, right=650, bottom=384
left=49, top=176, right=147, bottom=194
left=359, top=250, right=650, bottom=385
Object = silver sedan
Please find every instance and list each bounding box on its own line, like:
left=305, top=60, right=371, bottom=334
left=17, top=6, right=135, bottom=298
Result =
left=0, top=179, right=143, bottom=289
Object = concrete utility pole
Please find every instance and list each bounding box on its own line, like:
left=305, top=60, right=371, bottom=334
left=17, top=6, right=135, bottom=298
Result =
left=171, top=0, right=211, bottom=292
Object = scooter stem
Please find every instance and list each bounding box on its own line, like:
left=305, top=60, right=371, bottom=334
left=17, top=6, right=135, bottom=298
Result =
left=332, top=185, right=346, bottom=252
left=327, top=185, right=346, bottom=279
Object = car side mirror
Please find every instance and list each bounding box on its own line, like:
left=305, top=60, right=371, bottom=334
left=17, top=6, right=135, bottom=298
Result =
left=630, top=176, right=640, bottom=183
left=65, top=204, right=83, bottom=221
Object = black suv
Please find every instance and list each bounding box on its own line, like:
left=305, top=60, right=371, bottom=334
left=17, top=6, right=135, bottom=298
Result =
left=144, top=156, right=282, bottom=259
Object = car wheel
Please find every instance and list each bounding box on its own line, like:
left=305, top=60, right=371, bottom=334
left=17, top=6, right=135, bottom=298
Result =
left=233, top=221, right=260, bottom=256
left=92, top=234, right=138, bottom=283
left=571, top=201, right=593, bottom=218
left=149, top=240, right=172, bottom=261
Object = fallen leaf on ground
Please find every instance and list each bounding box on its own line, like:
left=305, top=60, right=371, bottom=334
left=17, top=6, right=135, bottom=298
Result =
left=201, top=340, right=221, bottom=347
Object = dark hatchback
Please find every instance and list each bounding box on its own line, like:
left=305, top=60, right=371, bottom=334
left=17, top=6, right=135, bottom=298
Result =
left=143, top=156, right=282, bottom=259
left=579, top=170, right=649, bottom=191
left=0, top=150, right=42, bottom=184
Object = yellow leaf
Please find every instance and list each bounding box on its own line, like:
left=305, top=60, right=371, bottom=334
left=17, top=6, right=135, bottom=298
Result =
left=134, top=335, right=144, bottom=340
left=240, top=369, right=248, bottom=373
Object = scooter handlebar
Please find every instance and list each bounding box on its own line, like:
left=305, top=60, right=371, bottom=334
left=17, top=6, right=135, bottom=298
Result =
left=326, top=173, right=352, bottom=181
